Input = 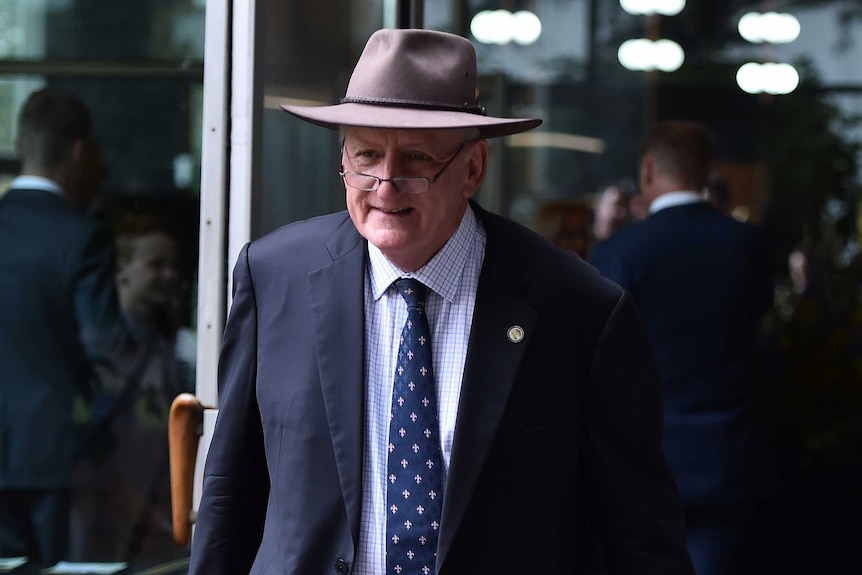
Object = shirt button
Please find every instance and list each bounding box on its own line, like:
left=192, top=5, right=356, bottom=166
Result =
left=335, top=558, right=349, bottom=575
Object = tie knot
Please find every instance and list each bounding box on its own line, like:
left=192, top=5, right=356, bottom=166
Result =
left=396, top=278, right=427, bottom=309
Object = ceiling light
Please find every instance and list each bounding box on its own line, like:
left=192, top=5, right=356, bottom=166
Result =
left=620, top=0, right=686, bottom=17
left=736, top=62, right=799, bottom=94
left=738, top=12, right=801, bottom=44
left=470, top=10, right=542, bottom=46
left=618, top=38, right=684, bottom=72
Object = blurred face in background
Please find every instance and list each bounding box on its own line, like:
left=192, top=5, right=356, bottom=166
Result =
left=533, top=200, right=593, bottom=260
left=117, top=231, right=180, bottom=322
left=552, top=210, right=592, bottom=259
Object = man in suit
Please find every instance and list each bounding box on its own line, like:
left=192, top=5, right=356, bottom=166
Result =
left=190, top=29, right=693, bottom=575
left=591, top=121, right=775, bottom=575
left=0, top=87, right=123, bottom=565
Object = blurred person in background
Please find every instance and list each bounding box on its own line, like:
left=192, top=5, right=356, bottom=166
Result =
left=591, top=182, right=632, bottom=242
left=532, top=198, right=593, bottom=259
left=704, top=176, right=732, bottom=215
left=591, top=121, right=776, bottom=575
left=114, top=215, right=196, bottom=387
left=71, top=214, right=194, bottom=566
left=0, top=86, right=123, bottom=566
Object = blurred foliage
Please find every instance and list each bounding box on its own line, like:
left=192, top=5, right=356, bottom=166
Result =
left=755, top=61, right=862, bottom=468
left=763, top=59, right=862, bottom=258
left=759, top=264, right=862, bottom=468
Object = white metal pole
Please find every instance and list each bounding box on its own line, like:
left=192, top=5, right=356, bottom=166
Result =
left=195, top=0, right=230, bottom=410
left=227, top=0, right=259, bottom=296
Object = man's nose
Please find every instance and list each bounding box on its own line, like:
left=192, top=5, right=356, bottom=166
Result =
left=375, top=177, right=401, bottom=198
left=373, top=155, right=403, bottom=197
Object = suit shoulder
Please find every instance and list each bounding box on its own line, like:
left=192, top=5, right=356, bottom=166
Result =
left=245, top=210, right=360, bottom=267
left=591, top=218, right=651, bottom=261
left=728, top=215, right=767, bottom=237
left=601, top=216, right=652, bottom=243
left=3, top=189, right=109, bottom=248
left=250, top=211, right=351, bottom=251
left=258, top=210, right=351, bottom=243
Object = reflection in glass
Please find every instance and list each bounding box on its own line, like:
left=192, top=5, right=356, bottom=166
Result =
left=0, top=0, right=203, bottom=571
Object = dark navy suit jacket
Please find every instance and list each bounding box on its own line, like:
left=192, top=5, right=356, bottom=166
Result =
left=189, top=203, right=694, bottom=575
left=591, top=201, right=775, bottom=508
left=0, top=187, right=122, bottom=489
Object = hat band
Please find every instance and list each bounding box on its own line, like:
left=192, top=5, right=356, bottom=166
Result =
left=340, top=96, right=487, bottom=116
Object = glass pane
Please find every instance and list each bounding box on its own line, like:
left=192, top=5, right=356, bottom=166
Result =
left=429, top=1, right=862, bottom=239
left=0, top=0, right=203, bottom=572
left=255, top=0, right=385, bottom=238
left=427, top=0, right=642, bottom=226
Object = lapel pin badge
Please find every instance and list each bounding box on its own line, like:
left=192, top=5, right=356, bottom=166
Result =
left=507, top=325, right=525, bottom=343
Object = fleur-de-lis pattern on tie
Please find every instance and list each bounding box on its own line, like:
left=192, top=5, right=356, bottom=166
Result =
left=387, top=278, right=444, bottom=575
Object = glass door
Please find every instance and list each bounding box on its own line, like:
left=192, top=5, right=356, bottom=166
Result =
left=0, top=1, right=205, bottom=571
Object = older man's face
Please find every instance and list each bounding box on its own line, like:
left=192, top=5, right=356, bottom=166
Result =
left=341, top=127, right=485, bottom=272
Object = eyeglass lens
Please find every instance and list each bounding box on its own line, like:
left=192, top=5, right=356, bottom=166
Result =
left=342, top=173, right=429, bottom=194
left=340, top=140, right=470, bottom=194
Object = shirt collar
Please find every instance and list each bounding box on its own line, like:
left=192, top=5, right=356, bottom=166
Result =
left=649, top=190, right=704, bottom=214
left=10, top=175, right=64, bottom=196
left=368, top=205, right=478, bottom=303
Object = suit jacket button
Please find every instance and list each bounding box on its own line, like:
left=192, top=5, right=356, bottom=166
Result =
left=335, top=558, right=349, bottom=575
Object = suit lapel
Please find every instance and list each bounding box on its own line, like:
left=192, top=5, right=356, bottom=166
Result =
left=435, top=209, right=537, bottom=571
left=307, top=220, right=367, bottom=549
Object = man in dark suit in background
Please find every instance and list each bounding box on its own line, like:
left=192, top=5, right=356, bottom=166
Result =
left=0, top=87, right=123, bottom=565
left=189, top=29, right=694, bottom=575
left=591, top=121, right=775, bottom=575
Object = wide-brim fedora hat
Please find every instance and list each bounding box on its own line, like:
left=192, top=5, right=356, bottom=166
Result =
left=281, top=28, right=542, bottom=139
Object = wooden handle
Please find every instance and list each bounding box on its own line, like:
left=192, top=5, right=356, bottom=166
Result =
left=169, top=393, right=205, bottom=547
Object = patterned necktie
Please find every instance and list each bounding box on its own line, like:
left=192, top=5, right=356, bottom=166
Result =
left=386, top=278, right=444, bottom=575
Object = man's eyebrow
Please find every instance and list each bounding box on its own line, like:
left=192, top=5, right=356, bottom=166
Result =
left=343, top=138, right=378, bottom=149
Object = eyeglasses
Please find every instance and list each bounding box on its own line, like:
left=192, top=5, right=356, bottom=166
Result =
left=339, top=140, right=470, bottom=194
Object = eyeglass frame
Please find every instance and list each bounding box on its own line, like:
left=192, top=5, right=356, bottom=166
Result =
left=338, top=140, right=472, bottom=194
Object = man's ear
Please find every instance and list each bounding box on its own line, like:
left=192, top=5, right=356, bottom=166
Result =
left=70, top=138, right=84, bottom=162
left=640, top=155, right=655, bottom=186
left=463, top=139, right=488, bottom=199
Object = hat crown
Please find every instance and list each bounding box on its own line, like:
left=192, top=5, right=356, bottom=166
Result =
left=343, top=29, right=481, bottom=113
left=280, top=28, right=542, bottom=138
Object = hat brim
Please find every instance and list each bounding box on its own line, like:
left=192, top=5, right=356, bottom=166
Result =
left=281, top=102, right=541, bottom=139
